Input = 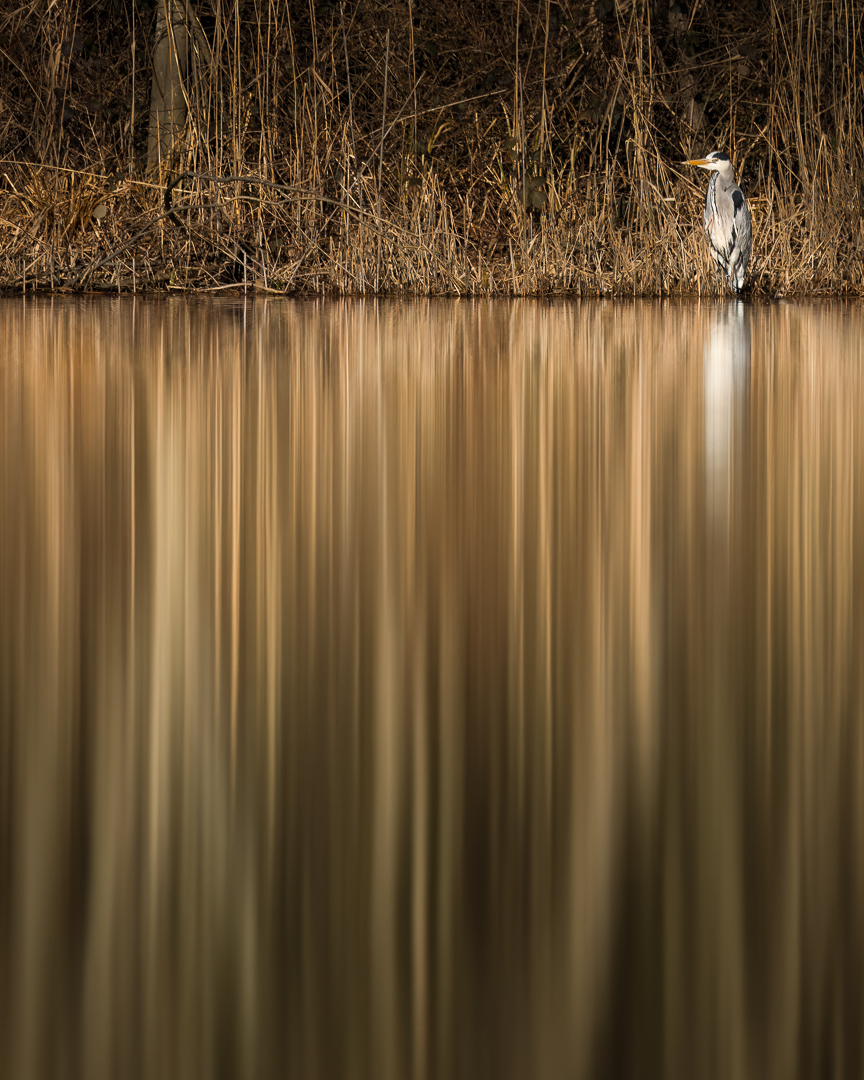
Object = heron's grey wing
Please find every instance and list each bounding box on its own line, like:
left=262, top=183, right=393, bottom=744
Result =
left=731, top=187, right=752, bottom=271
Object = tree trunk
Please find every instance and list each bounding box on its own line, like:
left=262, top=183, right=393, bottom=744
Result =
left=147, top=0, right=190, bottom=171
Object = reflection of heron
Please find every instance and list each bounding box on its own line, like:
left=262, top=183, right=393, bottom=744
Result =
left=683, top=152, right=752, bottom=294
left=704, top=301, right=751, bottom=529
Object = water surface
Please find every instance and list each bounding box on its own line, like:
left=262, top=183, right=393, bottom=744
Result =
left=1, top=297, right=862, bottom=1080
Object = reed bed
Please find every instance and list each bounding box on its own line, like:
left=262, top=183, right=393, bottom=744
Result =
left=1, top=0, right=863, bottom=297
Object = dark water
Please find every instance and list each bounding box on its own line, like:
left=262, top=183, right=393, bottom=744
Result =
left=1, top=297, right=863, bottom=1080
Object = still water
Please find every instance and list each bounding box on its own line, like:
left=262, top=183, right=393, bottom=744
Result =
left=1, top=297, right=862, bottom=1080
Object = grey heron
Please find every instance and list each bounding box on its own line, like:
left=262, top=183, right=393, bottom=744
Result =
left=683, top=152, right=752, bottom=294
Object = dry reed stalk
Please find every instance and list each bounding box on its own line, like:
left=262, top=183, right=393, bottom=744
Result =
left=375, top=30, right=390, bottom=293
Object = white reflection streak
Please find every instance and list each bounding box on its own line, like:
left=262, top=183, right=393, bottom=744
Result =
left=703, top=302, right=750, bottom=529
left=700, top=302, right=751, bottom=1079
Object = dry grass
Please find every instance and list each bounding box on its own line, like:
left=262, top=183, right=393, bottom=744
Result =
left=1, top=0, right=863, bottom=296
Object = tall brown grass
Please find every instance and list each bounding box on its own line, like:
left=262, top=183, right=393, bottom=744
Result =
left=1, top=0, right=863, bottom=296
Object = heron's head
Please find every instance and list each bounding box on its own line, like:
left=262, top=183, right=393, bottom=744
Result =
left=682, top=151, right=733, bottom=174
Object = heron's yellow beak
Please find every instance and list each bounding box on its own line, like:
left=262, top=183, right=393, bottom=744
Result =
left=682, top=158, right=713, bottom=168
